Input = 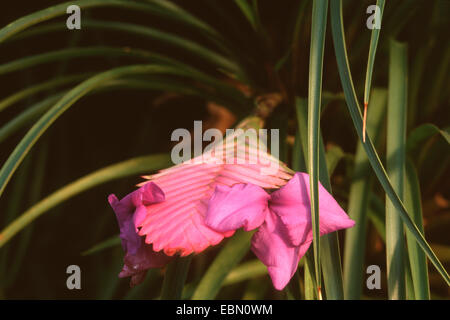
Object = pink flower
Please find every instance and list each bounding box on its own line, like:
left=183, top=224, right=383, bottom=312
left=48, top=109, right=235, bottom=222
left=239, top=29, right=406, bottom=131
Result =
left=108, top=122, right=353, bottom=289
left=204, top=172, right=355, bottom=290
left=108, top=136, right=293, bottom=286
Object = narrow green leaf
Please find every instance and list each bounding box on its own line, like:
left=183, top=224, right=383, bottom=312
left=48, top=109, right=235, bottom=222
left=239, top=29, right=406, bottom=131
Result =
left=292, top=130, right=307, bottom=174
left=406, top=123, right=450, bottom=155
left=385, top=39, right=408, bottom=299
left=0, top=0, right=219, bottom=44
left=307, top=0, right=328, bottom=298
left=0, top=94, right=62, bottom=144
left=0, top=2, right=241, bottom=76
left=66, top=20, right=240, bottom=75
left=81, top=235, right=121, bottom=256
left=304, top=251, right=317, bottom=300
left=363, top=0, right=385, bottom=105
left=404, top=158, right=430, bottom=299
left=0, top=153, right=33, bottom=288
left=362, top=0, right=385, bottom=142
left=0, top=64, right=236, bottom=198
left=223, top=260, right=267, bottom=286
left=191, top=230, right=252, bottom=300
left=0, top=73, right=250, bottom=146
left=296, top=95, right=345, bottom=299
left=405, top=250, right=415, bottom=300
left=325, top=144, right=345, bottom=176
left=330, top=0, right=450, bottom=286
left=0, top=47, right=162, bottom=75
left=161, top=257, right=192, bottom=300
left=0, top=154, right=172, bottom=247
left=7, top=141, right=48, bottom=287
left=343, top=88, right=387, bottom=299
left=0, top=73, right=92, bottom=112
left=234, top=0, right=258, bottom=30
left=292, top=110, right=314, bottom=300
left=141, top=0, right=223, bottom=40
left=368, top=203, right=386, bottom=241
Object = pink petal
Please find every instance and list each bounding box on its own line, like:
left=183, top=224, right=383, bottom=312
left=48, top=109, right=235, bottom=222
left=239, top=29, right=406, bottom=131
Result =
left=251, top=209, right=312, bottom=290
left=137, top=162, right=227, bottom=256
left=132, top=181, right=165, bottom=206
left=269, top=172, right=355, bottom=246
left=137, top=159, right=292, bottom=256
left=205, top=183, right=270, bottom=232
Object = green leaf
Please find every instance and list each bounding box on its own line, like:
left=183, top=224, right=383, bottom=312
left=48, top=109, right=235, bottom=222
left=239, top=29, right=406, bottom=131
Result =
left=0, top=73, right=93, bottom=112
left=191, top=230, right=252, bottom=299
left=330, top=0, right=450, bottom=286
left=81, top=235, right=121, bottom=256
left=303, top=251, right=318, bottom=300
left=0, top=64, right=244, bottom=199
left=141, top=0, right=223, bottom=41
left=406, top=123, right=450, bottom=155
left=223, top=259, right=267, bottom=286
left=6, top=141, right=48, bottom=288
left=0, top=47, right=155, bottom=75
left=0, top=152, right=33, bottom=288
left=343, top=88, right=387, bottom=299
left=363, top=0, right=385, bottom=105
left=296, top=95, right=345, bottom=299
left=234, top=0, right=258, bottom=30
left=0, top=154, right=172, bottom=247
left=385, top=39, right=408, bottom=299
left=325, top=144, right=345, bottom=176
left=0, top=1, right=242, bottom=77
left=0, top=94, right=62, bottom=144
left=307, top=0, right=328, bottom=298
left=404, top=158, right=430, bottom=299
left=161, top=257, right=192, bottom=300
left=368, top=202, right=386, bottom=241
left=0, top=0, right=219, bottom=44
left=68, top=20, right=240, bottom=75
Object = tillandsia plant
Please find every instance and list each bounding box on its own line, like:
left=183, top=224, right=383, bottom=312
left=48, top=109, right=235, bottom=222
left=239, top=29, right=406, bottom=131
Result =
left=108, top=107, right=355, bottom=290
left=0, top=0, right=448, bottom=300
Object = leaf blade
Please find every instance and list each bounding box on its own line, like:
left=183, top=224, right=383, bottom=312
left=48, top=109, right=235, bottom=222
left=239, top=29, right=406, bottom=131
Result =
left=0, top=154, right=172, bottom=247
left=329, top=0, right=450, bottom=286
left=307, top=0, right=329, bottom=298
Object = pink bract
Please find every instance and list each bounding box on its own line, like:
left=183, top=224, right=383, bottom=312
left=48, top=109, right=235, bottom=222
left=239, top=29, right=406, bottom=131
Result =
left=205, top=172, right=355, bottom=290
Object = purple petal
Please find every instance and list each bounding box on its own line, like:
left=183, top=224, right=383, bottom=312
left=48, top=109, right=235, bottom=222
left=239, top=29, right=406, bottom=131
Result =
left=108, top=182, right=168, bottom=286
left=108, top=193, right=139, bottom=254
left=269, top=172, right=355, bottom=246
left=251, top=209, right=311, bottom=290
left=205, top=183, right=270, bottom=232
left=119, top=240, right=172, bottom=287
